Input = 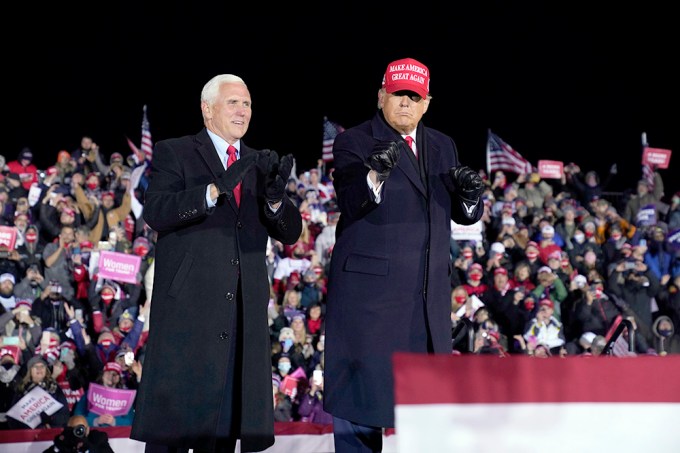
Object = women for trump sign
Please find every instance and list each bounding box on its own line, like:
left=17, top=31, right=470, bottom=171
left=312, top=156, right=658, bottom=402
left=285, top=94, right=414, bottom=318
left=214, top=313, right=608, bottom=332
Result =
left=86, top=383, right=136, bottom=416
left=97, top=250, right=141, bottom=284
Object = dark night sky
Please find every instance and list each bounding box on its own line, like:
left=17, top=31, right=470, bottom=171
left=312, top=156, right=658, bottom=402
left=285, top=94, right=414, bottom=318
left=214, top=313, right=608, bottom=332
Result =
left=6, top=4, right=678, bottom=197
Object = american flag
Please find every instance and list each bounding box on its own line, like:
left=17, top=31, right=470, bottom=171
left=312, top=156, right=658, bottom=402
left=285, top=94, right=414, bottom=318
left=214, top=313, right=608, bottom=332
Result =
left=641, top=132, right=655, bottom=189
left=140, top=105, right=153, bottom=161
left=126, top=105, right=153, bottom=163
left=486, top=129, right=533, bottom=175
left=322, top=116, right=345, bottom=163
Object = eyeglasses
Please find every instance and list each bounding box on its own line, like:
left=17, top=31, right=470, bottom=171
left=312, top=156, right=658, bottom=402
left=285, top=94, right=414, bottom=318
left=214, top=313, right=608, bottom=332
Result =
left=390, top=90, right=423, bottom=103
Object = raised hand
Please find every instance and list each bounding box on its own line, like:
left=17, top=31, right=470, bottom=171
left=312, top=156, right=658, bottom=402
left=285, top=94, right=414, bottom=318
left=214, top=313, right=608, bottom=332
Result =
left=365, top=141, right=400, bottom=182
left=450, top=166, right=484, bottom=203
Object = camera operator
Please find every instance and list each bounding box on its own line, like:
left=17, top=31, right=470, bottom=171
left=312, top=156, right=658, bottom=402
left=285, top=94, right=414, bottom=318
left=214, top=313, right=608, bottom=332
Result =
left=43, top=414, right=114, bottom=453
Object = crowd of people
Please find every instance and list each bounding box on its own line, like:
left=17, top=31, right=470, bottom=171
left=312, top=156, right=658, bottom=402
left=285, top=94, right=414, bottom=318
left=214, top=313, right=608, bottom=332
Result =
left=0, top=132, right=678, bottom=437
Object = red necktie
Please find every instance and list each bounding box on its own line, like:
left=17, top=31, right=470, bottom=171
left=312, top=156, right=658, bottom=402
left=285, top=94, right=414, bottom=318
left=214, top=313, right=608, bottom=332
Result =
left=405, top=136, right=417, bottom=159
left=226, top=145, right=241, bottom=206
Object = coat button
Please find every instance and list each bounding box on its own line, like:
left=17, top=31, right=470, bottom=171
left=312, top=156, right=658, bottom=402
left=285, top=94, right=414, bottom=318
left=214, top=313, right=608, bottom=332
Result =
left=220, top=331, right=229, bottom=340
left=225, top=292, right=234, bottom=300
left=237, top=222, right=243, bottom=229
left=231, top=259, right=239, bottom=266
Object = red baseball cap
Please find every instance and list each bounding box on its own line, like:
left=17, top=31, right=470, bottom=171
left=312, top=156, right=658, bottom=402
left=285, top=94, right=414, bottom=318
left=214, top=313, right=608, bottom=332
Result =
left=382, top=58, right=430, bottom=99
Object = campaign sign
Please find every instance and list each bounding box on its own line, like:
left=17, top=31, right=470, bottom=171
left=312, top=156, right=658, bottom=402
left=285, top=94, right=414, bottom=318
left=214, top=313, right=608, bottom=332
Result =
left=0, top=226, right=17, bottom=250
left=451, top=220, right=484, bottom=242
left=538, top=160, right=564, bottom=179
left=86, top=383, right=136, bottom=416
left=7, top=386, right=64, bottom=429
left=642, top=147, right=672, bottom=169
left=97, top=250, right=141, bottom=284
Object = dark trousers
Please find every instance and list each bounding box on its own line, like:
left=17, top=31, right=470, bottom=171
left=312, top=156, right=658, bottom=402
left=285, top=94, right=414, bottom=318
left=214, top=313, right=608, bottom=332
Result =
left=332, top=416, right=383, bottom=453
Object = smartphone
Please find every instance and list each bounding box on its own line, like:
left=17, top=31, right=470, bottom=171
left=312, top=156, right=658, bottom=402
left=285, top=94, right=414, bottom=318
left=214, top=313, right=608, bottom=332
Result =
left=312, top=369, right=323, bottom=386
left=638, top=239, right=647, bottom=247
left=75, top=309, right=84, bottom=322
left=2, top=336, right=20, bottom=346
left=624, top=261, right=636, bottom=270
left=124, top=351, right=135, bottom=366
left=72, top=245, right=81, bottom=255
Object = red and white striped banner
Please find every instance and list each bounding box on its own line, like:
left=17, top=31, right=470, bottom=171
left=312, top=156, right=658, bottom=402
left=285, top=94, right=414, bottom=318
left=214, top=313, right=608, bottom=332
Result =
left=394, top=353, right=680, bottom=452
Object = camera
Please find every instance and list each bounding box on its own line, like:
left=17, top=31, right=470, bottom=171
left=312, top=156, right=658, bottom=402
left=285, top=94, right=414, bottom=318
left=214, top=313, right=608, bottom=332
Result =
left=72, top=424, right=86, bottom=438
left=55, top=424, right=87, bottom=452
left=624, top=260, right=637, bottom=270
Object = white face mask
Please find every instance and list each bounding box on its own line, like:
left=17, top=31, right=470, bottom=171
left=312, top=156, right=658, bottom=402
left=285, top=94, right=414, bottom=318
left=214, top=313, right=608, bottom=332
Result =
left=573, top=233, right=585, bottom=244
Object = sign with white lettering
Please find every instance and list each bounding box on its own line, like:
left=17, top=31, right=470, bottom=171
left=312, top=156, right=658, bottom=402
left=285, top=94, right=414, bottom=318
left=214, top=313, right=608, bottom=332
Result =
left=96, top=250, right=141, bottom=284
left=6, top=386, right=64, bottom=429
left=86, top=383, right=136, bottom=416
left=642, top=147, right=672, bottom=169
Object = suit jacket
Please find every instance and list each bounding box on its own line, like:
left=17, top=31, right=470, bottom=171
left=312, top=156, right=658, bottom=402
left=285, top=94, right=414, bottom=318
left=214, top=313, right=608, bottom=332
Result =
left=323, top=112, right=482, bottom=427
left=130, top=128, right=301, bottom=452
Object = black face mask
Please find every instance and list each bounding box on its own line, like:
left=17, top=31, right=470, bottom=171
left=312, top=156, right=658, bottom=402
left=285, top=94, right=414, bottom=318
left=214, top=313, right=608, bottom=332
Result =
left=658, top=328, right=673, bottom=337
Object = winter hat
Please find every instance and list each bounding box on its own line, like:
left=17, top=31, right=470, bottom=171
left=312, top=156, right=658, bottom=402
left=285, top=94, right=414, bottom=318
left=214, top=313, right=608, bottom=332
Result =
left=27, top=355, right=48, bottom=370
left=0, top=345, right=21, bottom=364
left=0, top=273, right=15, bottom=285
left=118, top=307, right=138, bottom=323
left=19, top=148, right=33, bottom=161
left=132, top=237, right=150, bottom=256
left=104, top=361, right=123, bottom=375
left=15, top=299, right=32, bottom=311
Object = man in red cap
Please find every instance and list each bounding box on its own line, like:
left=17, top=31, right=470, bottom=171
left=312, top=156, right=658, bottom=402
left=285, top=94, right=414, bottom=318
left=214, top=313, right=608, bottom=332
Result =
left=324, top=57, right=484, bottom=452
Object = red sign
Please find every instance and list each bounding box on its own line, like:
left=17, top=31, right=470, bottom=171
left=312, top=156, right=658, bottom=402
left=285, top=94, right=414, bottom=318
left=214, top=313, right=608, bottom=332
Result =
left=537, top=160, right=564, bottom=179
left=642, top=147, right=672, bottom=169
left=0, top=226, right=17, bottom=250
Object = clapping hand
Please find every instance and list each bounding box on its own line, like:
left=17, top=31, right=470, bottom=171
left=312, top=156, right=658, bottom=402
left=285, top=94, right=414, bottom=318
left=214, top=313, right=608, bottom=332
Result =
left=365, top=141, right=400, bottom=182
left=214, top=151, right=259, bottom=196
left=260, top=150, right=294, bottom=203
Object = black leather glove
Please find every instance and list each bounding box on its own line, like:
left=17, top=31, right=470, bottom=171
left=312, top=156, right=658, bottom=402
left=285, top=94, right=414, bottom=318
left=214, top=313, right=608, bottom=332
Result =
left=214, top=151, right=259, bottom=195
left=264, top=151, right=294, bottom=203
left=450, top=166, right=484, bottom=203
left=365, top=141, right=400, bottom=182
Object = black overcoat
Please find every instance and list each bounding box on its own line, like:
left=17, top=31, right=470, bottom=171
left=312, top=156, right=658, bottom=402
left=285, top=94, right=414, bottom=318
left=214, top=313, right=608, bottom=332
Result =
left=323, top=113, right=482, bottom=427
left=130, top=129, right=301, bottom=451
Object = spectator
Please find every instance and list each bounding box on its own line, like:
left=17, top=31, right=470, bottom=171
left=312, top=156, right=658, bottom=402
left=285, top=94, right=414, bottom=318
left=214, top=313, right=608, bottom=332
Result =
left=623, top=175, right=665, bottom=226
left=0, top=273, right=17, bottom=310
left=0, top=344, right=23, bottom=430
left=5, top=148, right=39, bottom=191
left=7, top=355, right=70, bottom=429
left=0, top=299, right=41, bottom=357
left=523, top=299, right=567, bottom=356
left=73, top=361, right=135, bottom=427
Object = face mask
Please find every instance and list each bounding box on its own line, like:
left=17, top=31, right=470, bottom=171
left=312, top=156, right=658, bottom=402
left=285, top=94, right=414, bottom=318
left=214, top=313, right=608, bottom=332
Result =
left=463, top=251, right=473, bottom=259
left=658, top=328, right=673, bottom=337
left=594, top=288, right=603, bottom=299
left=282, top=338, right=293, bottom=351
left=469, top=273, right=482, bottom=282
left=573, top=233, right=585, bottom=244
left=86, top=181, right=99, bottom=190
left=585, top=230, right=595, bottom=238
left=100, top=339, right=112, bottom=348
left=101, top=292, right=114, bottom=305
left=119, top=324, right=132, bottom=333
left=278, top=362, right=291, bottom=373
left=26, top=231, right=38, bottom=243
left=526, top=251, right=538, bottom=260
left=611, top=233, right=622, bottom=241
left=454, top=295, right=467, bottom=304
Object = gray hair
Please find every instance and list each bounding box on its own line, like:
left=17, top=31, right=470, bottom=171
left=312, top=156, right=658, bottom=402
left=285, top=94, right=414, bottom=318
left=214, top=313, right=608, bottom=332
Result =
left=201, top=74, right=246, bottom=105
